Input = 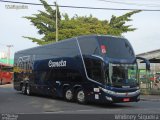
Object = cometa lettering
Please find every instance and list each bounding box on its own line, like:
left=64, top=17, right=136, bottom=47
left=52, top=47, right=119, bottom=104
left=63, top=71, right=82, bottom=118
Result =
left=48, top=60, right=67, bottom=67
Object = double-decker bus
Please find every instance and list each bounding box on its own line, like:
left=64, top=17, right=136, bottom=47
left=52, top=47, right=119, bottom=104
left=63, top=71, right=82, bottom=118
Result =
left=14, top=35, right=150, bottom=104
left=0, top=63, right=13, bottom=85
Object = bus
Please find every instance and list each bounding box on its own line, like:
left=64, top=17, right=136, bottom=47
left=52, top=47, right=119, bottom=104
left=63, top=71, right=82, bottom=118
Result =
left=0, top=64, right=13, bottom=85
left=13, top=35, right=150, bottom=104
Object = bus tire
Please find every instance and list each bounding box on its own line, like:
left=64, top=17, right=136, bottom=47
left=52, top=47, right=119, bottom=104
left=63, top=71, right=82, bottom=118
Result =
left=21, top=84, right=27, bottom=95
left=76, top=89, right=86, bottom=104
left=64, top=88, right=73, bottom=101
left=26, top=84, right=32, bottom=96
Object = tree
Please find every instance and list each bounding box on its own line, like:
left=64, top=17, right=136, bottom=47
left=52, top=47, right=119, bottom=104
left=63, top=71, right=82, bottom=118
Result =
left=23, top=0, right=141, bottom=45
left=108, top=10, right=141, bottom=36
left=24, top=0, right=61, bottom=45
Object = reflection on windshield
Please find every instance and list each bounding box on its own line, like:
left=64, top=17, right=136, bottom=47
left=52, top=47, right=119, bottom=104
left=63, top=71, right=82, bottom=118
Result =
left=109, top=64, right=137, bottom=86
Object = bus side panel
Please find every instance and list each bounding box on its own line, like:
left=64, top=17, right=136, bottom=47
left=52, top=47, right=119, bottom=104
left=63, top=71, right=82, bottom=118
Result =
left=13, top=38, right=87, bottom=96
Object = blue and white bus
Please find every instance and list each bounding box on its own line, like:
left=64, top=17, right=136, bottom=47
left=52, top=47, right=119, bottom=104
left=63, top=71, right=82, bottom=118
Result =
left=14, top=35, right=150, bottom=104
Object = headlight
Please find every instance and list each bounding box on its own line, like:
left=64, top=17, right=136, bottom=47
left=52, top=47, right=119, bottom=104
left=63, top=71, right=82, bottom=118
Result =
left=136, top=86, right=140, bottom=89
left=136, top=89, right=140, bottom=93
left=99, top=87, right=116, bottom=95
left=99, top=87, right=140, bottom=97
left=106, top=96, right=113, bottom=101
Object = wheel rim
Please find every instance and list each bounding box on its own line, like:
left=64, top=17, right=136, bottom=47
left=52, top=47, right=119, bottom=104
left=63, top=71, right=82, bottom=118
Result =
left=22, top=85, right=25, bottom=94
left=26, top=85, right=30, bottom=95
left=77, top=90, right=85, bottom=103
left=65, top=89, right=73, bottom=100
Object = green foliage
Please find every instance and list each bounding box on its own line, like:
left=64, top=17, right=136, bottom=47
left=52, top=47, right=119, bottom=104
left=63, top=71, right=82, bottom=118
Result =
left=23, top=0, right=61, bottom=45
left=109, top=10, right=141, bottom=36
left=23, top=0, right=141, bottom=45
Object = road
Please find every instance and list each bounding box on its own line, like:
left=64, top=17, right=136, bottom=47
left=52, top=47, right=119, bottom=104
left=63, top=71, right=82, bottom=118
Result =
left=0, top=84, right=160, bottom=115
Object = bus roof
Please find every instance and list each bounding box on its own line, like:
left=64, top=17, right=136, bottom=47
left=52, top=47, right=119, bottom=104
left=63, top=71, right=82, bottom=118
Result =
left=15, top=35, right=126, bottom=54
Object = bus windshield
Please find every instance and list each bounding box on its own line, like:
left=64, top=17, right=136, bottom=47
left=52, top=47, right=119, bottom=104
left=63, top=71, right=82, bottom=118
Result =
left=108, top=63, right=138, bottom=86
left=98, top=36, right=135, bottom=59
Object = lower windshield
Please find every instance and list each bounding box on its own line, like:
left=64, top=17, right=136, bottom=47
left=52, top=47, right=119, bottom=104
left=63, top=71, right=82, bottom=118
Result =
left=109, top=63, right=138, bottom=86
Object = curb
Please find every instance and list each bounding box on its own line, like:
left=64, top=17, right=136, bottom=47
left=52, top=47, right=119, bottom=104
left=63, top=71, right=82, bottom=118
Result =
left=140, top=98, right=160, bottom=102
left=0, top=84, right=13, bottom=88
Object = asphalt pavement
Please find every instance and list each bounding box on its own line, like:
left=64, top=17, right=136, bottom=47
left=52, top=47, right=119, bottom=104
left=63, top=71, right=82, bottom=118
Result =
left=1, top=84, right=160, bottom=120
left=141, top=95, right=160, bottom=101
left=1, top=83, right=160, bottom=101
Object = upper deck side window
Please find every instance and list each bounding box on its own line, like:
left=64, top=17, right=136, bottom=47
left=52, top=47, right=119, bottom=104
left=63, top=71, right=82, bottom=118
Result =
left=78, top=36, right=101, bottom=56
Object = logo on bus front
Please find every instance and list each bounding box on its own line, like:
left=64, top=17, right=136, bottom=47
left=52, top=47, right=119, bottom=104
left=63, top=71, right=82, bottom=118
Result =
left=48, top=60, right=67, bottom=68
left=101, top=45, right=107, bottom=54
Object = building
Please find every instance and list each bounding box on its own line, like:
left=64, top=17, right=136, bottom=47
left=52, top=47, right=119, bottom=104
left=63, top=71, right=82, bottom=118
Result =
left=137, top=49, right=160, bottom=74
left=0, top=58, right=14, bottom=66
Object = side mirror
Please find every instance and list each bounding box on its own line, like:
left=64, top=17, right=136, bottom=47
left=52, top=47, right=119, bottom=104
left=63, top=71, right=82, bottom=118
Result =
left=136, top=57, right=150, bottom=71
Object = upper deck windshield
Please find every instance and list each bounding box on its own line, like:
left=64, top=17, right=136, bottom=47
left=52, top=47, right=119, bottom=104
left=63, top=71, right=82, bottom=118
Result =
left=98, top=36, right=135, bottom=59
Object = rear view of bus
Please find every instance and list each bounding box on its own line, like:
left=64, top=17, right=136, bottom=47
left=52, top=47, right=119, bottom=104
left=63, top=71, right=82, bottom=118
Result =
left=77, top=35, right=150, bottom=103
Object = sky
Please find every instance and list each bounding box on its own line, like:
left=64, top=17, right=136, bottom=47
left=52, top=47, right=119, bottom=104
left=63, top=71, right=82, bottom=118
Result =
left=0, top=0, right=160, bottom=59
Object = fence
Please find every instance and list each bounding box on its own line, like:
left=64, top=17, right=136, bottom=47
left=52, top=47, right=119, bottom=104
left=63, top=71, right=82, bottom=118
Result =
left=139, top=69, right=160, bottom=95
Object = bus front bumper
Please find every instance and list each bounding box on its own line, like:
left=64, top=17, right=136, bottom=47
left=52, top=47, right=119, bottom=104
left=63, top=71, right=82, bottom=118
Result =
left=104, top=94, right=140, bottom=103
left=99, top=87, right=140, bottom=103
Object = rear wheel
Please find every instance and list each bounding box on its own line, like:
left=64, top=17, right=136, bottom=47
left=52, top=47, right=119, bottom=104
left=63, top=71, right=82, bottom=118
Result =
left=26, top=84, right=32, bottom=96
left=21, top=84, right=26, bottom=95
left=76, top=89, right=86, bottom=104
left=64, top=88, right=73, bottom=101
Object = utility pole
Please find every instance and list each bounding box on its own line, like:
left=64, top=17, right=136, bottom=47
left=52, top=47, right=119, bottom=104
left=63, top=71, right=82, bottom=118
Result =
left=56, top=1, right=58, bottom=42
left=6, top=45, right=13, bottom=65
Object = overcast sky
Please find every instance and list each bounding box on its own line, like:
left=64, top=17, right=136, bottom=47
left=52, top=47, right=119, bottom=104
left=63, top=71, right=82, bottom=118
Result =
left=0, top=0, right=160, bottom=58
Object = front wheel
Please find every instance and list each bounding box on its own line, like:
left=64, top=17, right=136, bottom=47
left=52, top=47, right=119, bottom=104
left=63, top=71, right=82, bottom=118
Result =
left=76, top=89, right=86, bottom=104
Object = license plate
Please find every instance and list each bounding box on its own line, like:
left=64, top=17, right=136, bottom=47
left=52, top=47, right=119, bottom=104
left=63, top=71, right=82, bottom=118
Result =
left=123, top=98, right=130, bottom=102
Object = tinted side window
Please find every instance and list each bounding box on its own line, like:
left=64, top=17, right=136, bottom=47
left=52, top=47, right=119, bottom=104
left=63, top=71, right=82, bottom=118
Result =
left=34, top=71, right=47, bottom=84
left=55, top=69, right=82, bottom=82
left=46, top=39, right=79, bottom=58
left=78, top=36, right=101, bottom=56
left=35, top=69, right=83, bottom=83
left=17, top=38, right=80, bottom=61
left=84, top=58, right=104, bottom=83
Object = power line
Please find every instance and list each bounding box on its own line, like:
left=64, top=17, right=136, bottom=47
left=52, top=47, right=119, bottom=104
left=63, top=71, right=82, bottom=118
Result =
left=98, top=0, right=160, bottom=8
left=0, top=0, right=160, bottom=11
left=58, top=5, right=160, bottom=11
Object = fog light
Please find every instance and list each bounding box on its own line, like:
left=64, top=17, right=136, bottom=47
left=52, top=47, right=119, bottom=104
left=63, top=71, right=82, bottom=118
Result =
left=106, top=96, right=113, bottom=101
